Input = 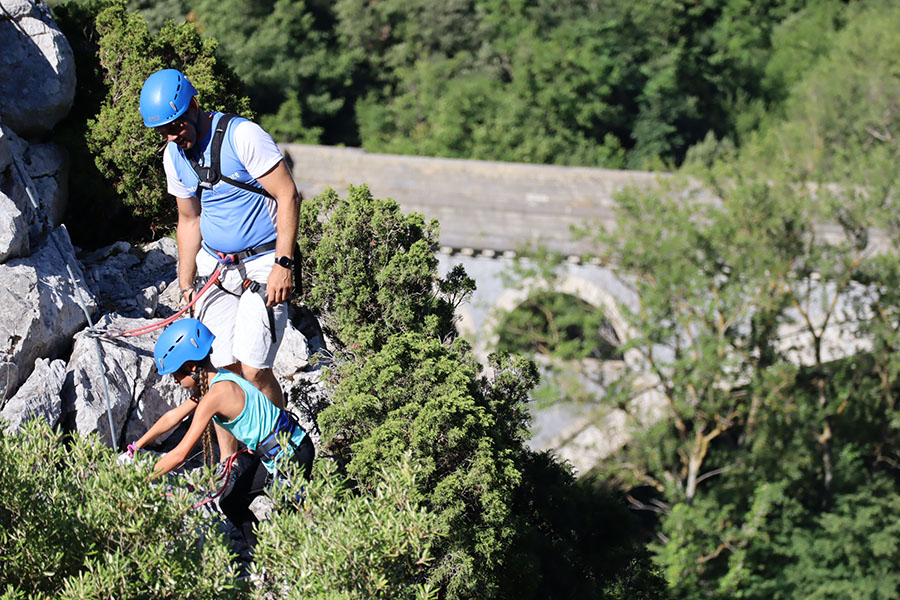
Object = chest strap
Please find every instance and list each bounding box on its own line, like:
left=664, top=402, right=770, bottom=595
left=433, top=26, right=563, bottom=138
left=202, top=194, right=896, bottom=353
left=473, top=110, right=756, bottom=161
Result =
left=188, top=113, right=274, bottom=201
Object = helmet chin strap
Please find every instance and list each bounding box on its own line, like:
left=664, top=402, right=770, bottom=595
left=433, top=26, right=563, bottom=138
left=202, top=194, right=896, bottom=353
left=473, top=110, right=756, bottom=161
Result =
left=186, top=107, right=210, bottom=160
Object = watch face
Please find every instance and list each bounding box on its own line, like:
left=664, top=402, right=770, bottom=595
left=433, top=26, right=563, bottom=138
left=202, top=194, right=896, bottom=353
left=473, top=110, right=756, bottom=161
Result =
left=277, top=256, right=293, bottom=268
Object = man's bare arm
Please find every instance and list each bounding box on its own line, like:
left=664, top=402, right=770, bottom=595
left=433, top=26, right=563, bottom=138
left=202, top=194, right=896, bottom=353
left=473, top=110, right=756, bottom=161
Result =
left=257, top=160, right=301, bottom=307
left=176, top=195, right=202, bottom=301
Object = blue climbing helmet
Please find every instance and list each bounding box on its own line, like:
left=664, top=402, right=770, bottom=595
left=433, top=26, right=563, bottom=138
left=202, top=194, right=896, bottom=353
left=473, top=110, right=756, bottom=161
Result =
left=154, top=318, right=215, bottom=374
left=139, top=68, right=198, bottom=127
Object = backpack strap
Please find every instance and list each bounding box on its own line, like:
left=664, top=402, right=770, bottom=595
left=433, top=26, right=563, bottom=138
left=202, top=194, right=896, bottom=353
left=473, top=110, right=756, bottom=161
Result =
left=188, top=113, right=274, bottom=201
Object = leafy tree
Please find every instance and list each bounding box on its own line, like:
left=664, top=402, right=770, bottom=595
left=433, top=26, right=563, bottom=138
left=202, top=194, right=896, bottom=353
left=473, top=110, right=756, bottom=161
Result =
left=585, top=8, right=900, bottom=585
left=317, top=334, right=531, bottom=598
left=190, top=0, right=357, bottom=143
left=298, top=186, right=663, bottom=598
left=317, top=332, right=662, bottom=599
left=259, top=91, right=323, bottom=144
left=342, top=0, right=816, bottom=168
left=743, top=0, right=900, bottom=186
left=768, top=476, right=900, bottom=600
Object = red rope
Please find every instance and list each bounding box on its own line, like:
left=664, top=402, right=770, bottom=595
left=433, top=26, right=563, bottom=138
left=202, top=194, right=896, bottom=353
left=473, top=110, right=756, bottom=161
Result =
left=193, top=448, right=249, bottom=509
left=101, top=268, right=223, bottom=338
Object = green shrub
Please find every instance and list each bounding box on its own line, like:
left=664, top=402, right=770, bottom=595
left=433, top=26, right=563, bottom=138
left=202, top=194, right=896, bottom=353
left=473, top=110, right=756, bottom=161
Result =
left=53, top=0, right=251, bottom=244
left=251, top=455, right=445, bottom=600
left=298, top=185, right=475, bottom=354
left=317, top=334, right=537, bottom=599
left=0, top=418, right=239, bottom=599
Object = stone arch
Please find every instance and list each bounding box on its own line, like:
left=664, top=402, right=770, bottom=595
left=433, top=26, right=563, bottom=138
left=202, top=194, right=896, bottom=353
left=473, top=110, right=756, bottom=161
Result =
left=474, top=273, right=641, bottom=365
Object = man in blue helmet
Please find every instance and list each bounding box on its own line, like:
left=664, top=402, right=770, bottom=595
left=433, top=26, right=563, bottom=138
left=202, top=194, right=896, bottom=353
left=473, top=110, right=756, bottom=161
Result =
left=139, top=68, right=301, bottom=455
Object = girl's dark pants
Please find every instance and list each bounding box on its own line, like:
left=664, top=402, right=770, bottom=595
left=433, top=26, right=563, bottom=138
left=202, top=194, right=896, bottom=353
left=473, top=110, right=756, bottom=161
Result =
left=219, top=435, right=314, bottom=549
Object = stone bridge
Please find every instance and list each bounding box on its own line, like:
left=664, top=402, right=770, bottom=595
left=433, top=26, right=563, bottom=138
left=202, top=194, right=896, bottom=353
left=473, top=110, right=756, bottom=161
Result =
left=280, top=144, right=652, bottom=352
left=279, top=144, right=883, bottom=472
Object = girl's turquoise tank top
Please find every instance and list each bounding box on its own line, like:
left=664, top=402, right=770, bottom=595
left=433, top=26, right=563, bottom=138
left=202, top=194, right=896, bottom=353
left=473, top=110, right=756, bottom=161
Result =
left=210, top=370, right=306, bottom=473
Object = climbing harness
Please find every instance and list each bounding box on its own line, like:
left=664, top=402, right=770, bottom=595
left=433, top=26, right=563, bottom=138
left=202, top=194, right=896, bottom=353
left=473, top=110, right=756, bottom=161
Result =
left=209, top=240, right=277, bottom=265
left=253, top=409, right=303, bottom=461
left=188, top=113, right=274, bottom=201
left=194, top=246, right=279, bottom=344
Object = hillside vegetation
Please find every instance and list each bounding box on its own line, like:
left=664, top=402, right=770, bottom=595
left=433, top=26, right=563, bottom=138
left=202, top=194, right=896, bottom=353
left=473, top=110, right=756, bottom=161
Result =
left=20, top=0, right=900, bottom=598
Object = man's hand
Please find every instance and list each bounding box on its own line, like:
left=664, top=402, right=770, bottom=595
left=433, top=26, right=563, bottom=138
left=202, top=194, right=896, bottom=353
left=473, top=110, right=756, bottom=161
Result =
left=266, top=263, right=293, bottom=306
left=181, top=288, right=196, bottom=317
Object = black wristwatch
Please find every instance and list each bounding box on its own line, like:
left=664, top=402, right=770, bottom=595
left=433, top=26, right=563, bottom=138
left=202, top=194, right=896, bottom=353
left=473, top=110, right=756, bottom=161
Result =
left=275, top=255, right=293, bottom=269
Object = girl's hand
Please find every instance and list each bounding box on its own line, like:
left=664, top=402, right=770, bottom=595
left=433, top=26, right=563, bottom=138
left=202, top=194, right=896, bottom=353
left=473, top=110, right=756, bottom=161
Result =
left=117, top=443, right=142, bottom=465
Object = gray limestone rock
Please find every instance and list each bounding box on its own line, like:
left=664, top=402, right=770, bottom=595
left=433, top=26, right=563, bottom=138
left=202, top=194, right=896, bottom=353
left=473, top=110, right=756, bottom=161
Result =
left=273, top=318, right=309, bottom=381
left=82, top=238, right=179, bottom=318
left=21, top=141, right=69, bottom=229
left=136, top=286, right=159, bottom=319
left=0, top=188, right=28, bottom=262
left=0, top=0, right=76, bottom=136
left=0, top=124, right=31, bottom=262
left=0, top=116, right=10, bottom=173
left=1, top=357, right=65, bottom=432
left=0, top=226, right=95, bottom=400
left=0, top=123, right=70, bottom=260
left=62, top=314, right=190, bottom=448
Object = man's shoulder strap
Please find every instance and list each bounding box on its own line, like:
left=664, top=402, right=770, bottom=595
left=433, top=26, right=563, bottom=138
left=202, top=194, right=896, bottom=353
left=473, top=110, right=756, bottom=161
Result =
left=189, top=113, right=274, bottom=200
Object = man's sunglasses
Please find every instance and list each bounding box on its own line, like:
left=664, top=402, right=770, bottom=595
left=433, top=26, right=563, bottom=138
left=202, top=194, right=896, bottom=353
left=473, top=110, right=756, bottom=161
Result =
left=155, top=116, right=190, bottom=138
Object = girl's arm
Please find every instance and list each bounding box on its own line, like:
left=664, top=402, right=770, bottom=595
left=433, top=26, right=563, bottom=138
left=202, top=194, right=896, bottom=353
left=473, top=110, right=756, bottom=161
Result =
left=134, top=397, right=199, bottom=449
left=151, top=389, right=223, bottom=478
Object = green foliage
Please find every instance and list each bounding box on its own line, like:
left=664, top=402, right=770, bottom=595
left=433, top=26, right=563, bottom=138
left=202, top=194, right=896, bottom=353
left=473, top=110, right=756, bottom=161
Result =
left=251, top=455, right=445, bottom=600
left=125, top=0, right=187, bottom=32
left=340, top=0, right=815, bottom=168
left=298, top=185, right=475, bottom=353
left=0, top=418, right=238, bottom=599
left=589, top=40, right=900, bottom=588
left=259, top=91, right=323, bottom=144
left=743, top=0, right=900, bottom=186
left=190, top=0, right=356, bottom=142
left=297, top=184, right=662, bottom=597
left=501, top=452, right=666, bottom=600
left=497, top=291, right=621, bottom=360
left=53, top=0, right=251, bottom=244
left=588, top=11, right=900, bottom=580
left=317, top=335, right=534, bottom=598
left=771, top=476, right=900, bottom=600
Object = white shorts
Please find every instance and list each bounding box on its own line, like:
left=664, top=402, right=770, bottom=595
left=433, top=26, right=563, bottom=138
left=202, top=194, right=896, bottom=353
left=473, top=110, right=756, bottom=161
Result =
left=193, top=250, right=288, bottom=369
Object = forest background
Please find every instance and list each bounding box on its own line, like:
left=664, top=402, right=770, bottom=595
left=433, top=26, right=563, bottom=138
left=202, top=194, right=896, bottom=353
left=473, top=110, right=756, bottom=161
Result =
left=5, top=0, right=900, bottom=598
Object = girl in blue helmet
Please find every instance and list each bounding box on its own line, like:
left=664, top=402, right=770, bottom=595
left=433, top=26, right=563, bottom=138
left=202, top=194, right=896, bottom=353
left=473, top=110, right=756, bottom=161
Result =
left=131, top=318, right=313, bottom=549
